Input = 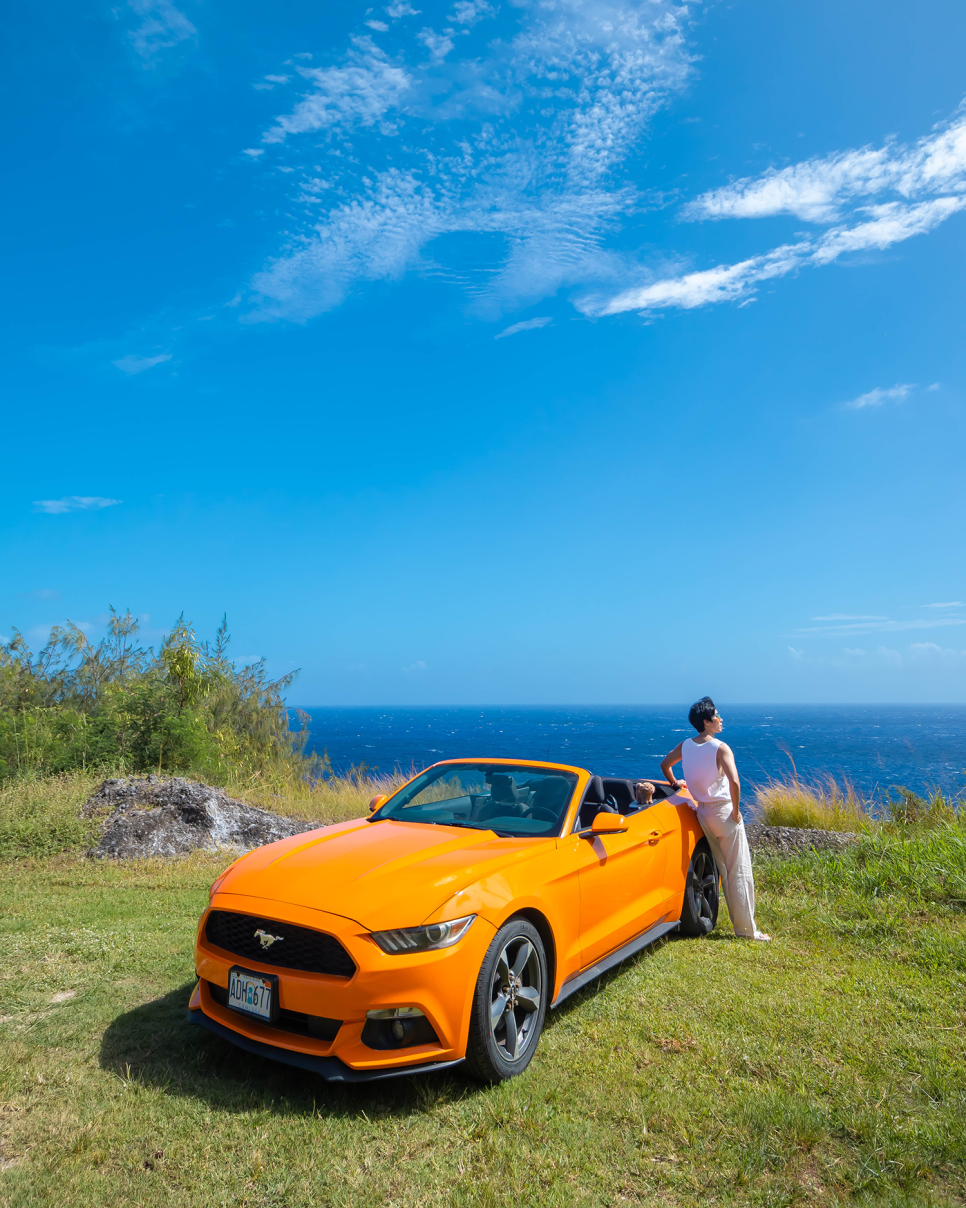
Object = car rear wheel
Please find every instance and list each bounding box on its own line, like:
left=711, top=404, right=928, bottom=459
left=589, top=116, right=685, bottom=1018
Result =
left=679, top=841, right=720, bottom=936
left=464, top=918, right=547, bottom=1083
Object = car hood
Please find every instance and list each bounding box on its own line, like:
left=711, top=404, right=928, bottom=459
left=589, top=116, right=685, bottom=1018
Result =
left=214, top=817, right=550, bottom=931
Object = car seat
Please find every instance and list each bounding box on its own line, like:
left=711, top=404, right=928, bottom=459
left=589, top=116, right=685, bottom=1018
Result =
left=575, top=776, right=620, bottom=830
left=477, top=773, right=527, bottom=821
left=527, top=775, right=573, bottom=823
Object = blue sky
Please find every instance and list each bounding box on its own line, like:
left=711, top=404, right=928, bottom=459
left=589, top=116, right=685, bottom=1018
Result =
left=3, top=0, right=965, bottom=704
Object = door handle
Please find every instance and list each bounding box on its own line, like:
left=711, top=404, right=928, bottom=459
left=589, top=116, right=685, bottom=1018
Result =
left=648, top=829, right=662, bottom=845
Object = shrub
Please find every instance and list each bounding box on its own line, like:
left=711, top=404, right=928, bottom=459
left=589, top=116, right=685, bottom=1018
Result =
left=0, top=610, right=320, bottom=784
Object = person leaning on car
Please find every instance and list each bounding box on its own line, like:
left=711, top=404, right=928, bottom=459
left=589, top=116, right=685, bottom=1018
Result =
left=660, top=697, right=771, bottom=942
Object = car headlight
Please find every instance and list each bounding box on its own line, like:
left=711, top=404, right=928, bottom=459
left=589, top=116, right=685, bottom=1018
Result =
left=370, top=914, right=476, bottom=954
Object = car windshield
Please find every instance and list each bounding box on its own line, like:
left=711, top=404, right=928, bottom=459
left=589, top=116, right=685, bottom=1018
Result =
left=372, top=764, right=580, bottom=838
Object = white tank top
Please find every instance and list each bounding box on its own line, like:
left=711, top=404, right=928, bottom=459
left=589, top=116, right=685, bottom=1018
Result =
left=681, top=737, right=731, bottom=805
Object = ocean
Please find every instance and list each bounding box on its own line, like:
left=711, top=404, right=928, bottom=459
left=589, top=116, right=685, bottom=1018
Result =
left=297, top=704, right=966, bottom=802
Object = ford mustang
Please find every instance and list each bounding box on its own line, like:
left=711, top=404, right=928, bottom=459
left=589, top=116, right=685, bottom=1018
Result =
left=189, top=758, right=719, bottom=1082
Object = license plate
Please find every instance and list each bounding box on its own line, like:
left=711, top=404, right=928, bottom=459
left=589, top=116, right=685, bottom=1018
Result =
left=227, top=966, right=278, bottom=1022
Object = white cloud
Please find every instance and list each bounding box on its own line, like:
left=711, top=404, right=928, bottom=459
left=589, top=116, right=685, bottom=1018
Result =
left=448, top=0, right=494, bottom=26
left=584, top=194, right=966, bottom=316
left=33, top=497, right=122, bottom=515
left=385, top=2, right=421, bottom=15
left=249, top=1, right=693, bottom=321
left=495, top=316, right=553, bottom=339
left=796, top=617, right=966, bottom=637
left=262, top=38, right=413, bottom=145
left=402, top=660, right=427, bottom=672
left=17, top=589, right=62, bottom=601
left=125, top=0, right=196, bottom=59
left=920, top=601, right=963, bottom=609
left=841, top=648, right=866, bottom=656
left=113, top=351, right=172, bottom=375
left=788, top=647, right=804, bottom=659
left=844, top=383, right=914, bottom=410
left=812, top=614, right=888, bottom=621
left=417, top=27, right=455, bottom=59
left=875, top=646, right=902, bottom=666
left=587, top=107, right=966, bottom=317
left=685, top=108, right=966, bottom=223
left=366, top=20, right=390, bottom=31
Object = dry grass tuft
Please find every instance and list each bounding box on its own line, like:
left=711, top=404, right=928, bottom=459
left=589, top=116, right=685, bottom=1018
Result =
left=228, top=765, right=417, bottom=826
left=751, top=773, right=874, bottom=833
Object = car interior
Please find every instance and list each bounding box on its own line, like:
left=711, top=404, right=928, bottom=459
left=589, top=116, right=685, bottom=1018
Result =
left=572, top=775, right=674, bottom=832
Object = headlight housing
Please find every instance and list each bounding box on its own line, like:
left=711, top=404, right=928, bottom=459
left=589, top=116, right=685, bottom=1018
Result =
left=370, top=914, right=476, bottom=954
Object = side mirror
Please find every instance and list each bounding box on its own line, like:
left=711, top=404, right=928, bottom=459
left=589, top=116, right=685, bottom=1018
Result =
left=369, top=794, right=388, bottom=814
left=590, top=811, right=628, bottom=835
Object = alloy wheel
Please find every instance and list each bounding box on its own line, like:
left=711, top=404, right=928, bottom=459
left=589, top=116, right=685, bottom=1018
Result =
left=689, top=849, right=717, bottom=930
left=488, top=935, right=543, bottom=1062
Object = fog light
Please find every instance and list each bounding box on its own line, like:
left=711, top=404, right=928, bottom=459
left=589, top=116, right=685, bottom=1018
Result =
left=361, top=1007, right=439, bottom=1051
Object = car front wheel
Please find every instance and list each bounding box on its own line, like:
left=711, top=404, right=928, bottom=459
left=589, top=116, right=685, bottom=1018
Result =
left=465, top=918, right=547, bottom=1083
left=678, top=840, right=720, bottom=936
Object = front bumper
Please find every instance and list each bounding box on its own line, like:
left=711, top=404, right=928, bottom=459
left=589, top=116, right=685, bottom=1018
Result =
left=188, top=1009, right=465, bottom=1082
left=192, top=893, right=493, bottom=1075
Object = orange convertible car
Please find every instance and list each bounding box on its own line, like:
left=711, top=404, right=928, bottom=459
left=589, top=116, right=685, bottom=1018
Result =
left=189, top=759, right=719, bottom=1083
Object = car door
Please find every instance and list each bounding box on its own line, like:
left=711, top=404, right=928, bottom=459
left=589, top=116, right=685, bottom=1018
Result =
left=568, top=801, right=679, bottom=969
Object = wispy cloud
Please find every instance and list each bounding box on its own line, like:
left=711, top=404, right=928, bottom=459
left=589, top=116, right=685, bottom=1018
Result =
left=811, top=614, right=889, bottom=621
left=844, top=383, right=914, bottom=409
left=796, top=617, right=966, bottom=637
left=584, top=105, right=966, bottom=317
left=33, top=497, right=122, bottom=515
left=495, top=316, right=553, bottom=339
left=919, top=601, right=963, bottom=609
left=584, top=193, right=966, bottom=316
left=113, top=351, right=172, bottom=375
left=17, top=589, right=62, bottom=601
left=243, top=9, right=966, bottom=325
left=248, top=1, right=693, bottom=321
left=125, top=0, right=196, bottom=59
left=685, top=109, right=966, bottom=224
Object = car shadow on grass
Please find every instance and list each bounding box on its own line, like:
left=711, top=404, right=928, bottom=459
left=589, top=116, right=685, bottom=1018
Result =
left=100, top=981, right=486, bottom=1119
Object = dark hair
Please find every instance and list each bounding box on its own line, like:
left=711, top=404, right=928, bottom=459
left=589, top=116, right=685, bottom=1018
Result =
left=688, top=697, right=717, bottom=733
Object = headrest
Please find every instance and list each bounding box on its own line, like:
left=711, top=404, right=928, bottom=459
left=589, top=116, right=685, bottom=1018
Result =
left=582, top=775, right=606, bottom=805
left=532, top=776, right=572, bottom=810
left=489, top=773, right=523, bottom=804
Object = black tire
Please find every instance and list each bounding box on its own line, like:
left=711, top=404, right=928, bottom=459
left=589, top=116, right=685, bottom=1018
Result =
left=464, top=918, right=548, bottom=1083
left=678, top=841, right=720, bottom=936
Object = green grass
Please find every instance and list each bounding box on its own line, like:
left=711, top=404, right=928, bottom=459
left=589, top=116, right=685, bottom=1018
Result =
left=2, top=817, right=965, bottom=1206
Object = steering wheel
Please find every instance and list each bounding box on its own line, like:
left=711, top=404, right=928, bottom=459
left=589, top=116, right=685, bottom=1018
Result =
left=525, top=807, right=558, bottom=823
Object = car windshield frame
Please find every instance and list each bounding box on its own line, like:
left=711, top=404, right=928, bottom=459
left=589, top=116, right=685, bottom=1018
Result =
left=369, top=762, right=580, bottom=840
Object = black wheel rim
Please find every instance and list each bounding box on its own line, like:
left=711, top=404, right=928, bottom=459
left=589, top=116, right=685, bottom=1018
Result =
left=689, top=850, right=718, bottom=927
left=488, top=935, right=543, bottom=1062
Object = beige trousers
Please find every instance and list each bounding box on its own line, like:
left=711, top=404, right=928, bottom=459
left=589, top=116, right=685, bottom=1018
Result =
left=695, top=802, right=759, bottom=938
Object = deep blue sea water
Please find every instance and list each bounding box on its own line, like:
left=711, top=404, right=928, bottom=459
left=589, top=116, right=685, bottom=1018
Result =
left=296, top=705, right=966, bottom=802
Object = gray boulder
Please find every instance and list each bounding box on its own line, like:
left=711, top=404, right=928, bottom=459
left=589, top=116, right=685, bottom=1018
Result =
left=84, top=776, right=324, bottom=860
left=745, top=822, right=860, bottom=856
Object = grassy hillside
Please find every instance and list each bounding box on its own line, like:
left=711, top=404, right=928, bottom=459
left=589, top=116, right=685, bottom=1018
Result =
left=0, top=793, right=964, bottom=1206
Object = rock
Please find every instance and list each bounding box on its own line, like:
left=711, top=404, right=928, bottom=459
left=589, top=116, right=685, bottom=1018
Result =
left=83, top=777, right=324, bottom=860
left=745, top=822, right=861, bottom=856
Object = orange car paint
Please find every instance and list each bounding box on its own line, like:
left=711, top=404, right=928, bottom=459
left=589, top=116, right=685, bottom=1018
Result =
left=191, top=758, right=704, bottom=1074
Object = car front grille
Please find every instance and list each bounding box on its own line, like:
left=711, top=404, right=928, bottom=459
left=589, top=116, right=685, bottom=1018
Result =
left=206, top=981, right=342, bottom=1042
left=204, top=910, right=356, bottom=978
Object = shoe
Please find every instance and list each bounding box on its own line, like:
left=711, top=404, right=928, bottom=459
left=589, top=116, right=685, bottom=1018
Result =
left=752, top=931, right=771, bottom=942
